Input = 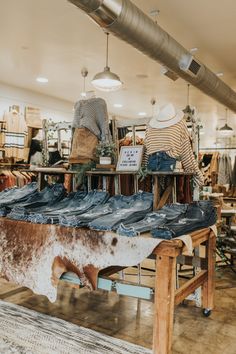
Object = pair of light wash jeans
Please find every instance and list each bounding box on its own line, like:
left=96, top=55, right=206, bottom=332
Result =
left=7, top=184, right=66, bottom=221
left=89, top=192, right=153, bottom=231
left=28, top=190, right=109, bottom=224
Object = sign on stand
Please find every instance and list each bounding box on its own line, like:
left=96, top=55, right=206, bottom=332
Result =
left=116, top=146, right=143, bottom=172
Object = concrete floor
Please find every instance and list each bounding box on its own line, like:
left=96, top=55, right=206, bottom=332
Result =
left=0, top=266, right=236, bottom=354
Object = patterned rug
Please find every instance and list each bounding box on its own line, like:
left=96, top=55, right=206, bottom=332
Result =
left=0, top=300, right=152, bottom=354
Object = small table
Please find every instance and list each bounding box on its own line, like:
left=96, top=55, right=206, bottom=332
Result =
left=21, top=168, right=78, bottom=191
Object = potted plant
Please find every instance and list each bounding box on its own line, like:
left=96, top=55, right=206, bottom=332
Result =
left=96, top=141, right=116, bottom=165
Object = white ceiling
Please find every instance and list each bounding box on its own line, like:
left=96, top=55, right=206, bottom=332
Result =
left=0, top=0, right=236, bottom=129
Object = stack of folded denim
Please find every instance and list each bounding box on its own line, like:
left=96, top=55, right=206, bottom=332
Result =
left=7, top=184, right=66, bottom=221
left=151, top=201, right=217, bottom=239
left=59, top=194, right=135, bottom=227
left=117, top=201, right=216, bottom=239
left=89, top=192, right=153, bottom=231
left=28, top=190, right=109, bottom=224
left=0, top=183, right=38, bottom=217
left=27, top=190, right=87, bottom=224
left=117, top=204, right=187, bottom=237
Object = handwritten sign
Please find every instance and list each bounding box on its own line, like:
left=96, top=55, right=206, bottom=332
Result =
left=116, top=146, right=143, bottom=171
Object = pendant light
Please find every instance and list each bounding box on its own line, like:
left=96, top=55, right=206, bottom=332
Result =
left=219, top=108, right=233, bottom=136
left=81, top=67, right=88, bottom=97
left=91, top=32, right=122, bottom=92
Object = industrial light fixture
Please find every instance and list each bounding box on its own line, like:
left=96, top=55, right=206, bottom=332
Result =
left=138, top=112, right=147, bottom=116
left=91, top=32, right=122, bottom=92
left=114, top=103, right=123, bottom=108
left=218, top=108, right=233, bottom=136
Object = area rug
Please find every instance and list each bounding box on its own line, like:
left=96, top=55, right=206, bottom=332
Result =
left=0, top=300, right=152, bottom=354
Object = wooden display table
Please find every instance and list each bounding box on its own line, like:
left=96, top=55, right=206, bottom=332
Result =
left=0, top=217, right=215, bottom=354
left=61, top=227, right=215, bottom=354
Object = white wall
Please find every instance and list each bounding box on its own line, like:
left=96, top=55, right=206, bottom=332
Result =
left=0, top=82, right=73, bottom=123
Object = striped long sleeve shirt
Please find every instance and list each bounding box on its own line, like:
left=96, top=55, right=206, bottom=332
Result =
left=144, top=119, right=204, bottom=186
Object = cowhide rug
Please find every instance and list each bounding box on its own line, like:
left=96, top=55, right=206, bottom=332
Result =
left=0, top=300, right=152, bottom=354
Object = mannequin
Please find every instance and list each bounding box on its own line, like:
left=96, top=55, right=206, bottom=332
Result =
left=144, top=103, right=204, bottom=186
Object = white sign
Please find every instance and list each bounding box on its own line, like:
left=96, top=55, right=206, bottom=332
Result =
left=116, top=146, right=143, bottom=172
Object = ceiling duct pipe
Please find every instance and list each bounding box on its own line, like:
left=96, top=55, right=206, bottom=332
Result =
left=69, top=0, right=236, bottom=113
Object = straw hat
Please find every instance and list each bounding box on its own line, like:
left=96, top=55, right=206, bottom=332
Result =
left=149, top=103, right=184, bottom=129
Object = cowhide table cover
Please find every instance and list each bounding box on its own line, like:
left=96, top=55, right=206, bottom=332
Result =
left=0, top=218, right=192, bottom=302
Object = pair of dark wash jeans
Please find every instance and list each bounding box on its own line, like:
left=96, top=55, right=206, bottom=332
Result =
left=147, top=151, right=176, bottom=171
left=151, top=201, right=217, bottom=239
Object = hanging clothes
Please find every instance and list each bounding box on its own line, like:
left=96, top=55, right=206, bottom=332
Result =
left=232, top=155, right=236, bottom=186
left=3, top=111, right=28, bottom=160
left=218, top=153, right=232, bottom=185
left=72, top=98, right=110, bottom=142
left=144, top=119, right=204, bottom=186
left=0, top=169, right=33, bottom=191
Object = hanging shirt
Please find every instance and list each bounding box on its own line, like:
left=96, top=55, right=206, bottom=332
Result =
left=218, top=154, right=232, bottom=185
left=3, top=111, right=28, bottom=160
left=72, top=98, right=110, bottom=142
left=144, top=119, right=204, bottom=186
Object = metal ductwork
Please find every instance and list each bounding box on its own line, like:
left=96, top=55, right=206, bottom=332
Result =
left=69, top=0, right=236, bottom=113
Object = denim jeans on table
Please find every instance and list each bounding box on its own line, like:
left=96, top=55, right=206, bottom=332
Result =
left=147, top=151, right=176, bottom=171
left=59, top=194, right=135, bottom=227
left=7, top=184, right=66, bottom=221
left=28, top=190, right=109, bottom=224
left=117, top=213, right=166, bottom=237
left=117, top=203, right=188, bottom=237
left=0, top=183, right=38, bottom=216
left=151, top=201, right=217, bottom=239
left=89, top=192, right=153, bottom=231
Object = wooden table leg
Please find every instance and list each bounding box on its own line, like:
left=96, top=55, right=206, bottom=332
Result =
left=202, top=231, right=216, bottom=312
left=153, top=255, right=176, bottom=354
left=87, top=175, right=92, bottom=192
left=153, top=176, right=160, bottom=210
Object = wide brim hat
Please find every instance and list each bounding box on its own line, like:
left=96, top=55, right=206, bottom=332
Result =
left=149, top=103, right=184, bottom=129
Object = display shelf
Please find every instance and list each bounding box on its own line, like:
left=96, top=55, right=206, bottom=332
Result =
left=86, top=170, right=194, bottom=209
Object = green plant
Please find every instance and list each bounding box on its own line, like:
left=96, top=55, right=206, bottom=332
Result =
left=137, top=166, right=150, bottom=181
left=96, top=142, right=116, bottom=158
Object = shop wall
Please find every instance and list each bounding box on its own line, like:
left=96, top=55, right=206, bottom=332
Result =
left=0, top=82, right=73, bottom=123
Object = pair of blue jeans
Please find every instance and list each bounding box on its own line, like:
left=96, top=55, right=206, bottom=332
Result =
left=147, top=151, right=176, bottom=171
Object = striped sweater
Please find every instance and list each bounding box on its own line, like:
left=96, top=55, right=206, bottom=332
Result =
left=144, top=119, right=204, bottom=186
